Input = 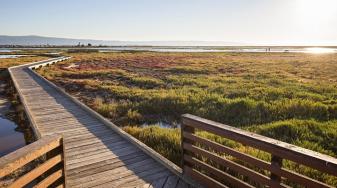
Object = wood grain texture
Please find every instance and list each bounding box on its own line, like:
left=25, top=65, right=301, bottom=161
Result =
left=9, top=154, right=62, bottom=188
left=0, top=135, right=62, bottom=178
left=181, top=114, right=336, bottom=188
left=182, top=114, right=337, bottom=176
left=6, top=57, right=194, bottom=188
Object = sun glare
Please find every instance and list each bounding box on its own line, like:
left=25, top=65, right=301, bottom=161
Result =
left=305, top=47, right=336, bottom=54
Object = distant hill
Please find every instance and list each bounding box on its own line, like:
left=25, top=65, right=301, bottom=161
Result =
left=0, top=35, right=246, bottom=46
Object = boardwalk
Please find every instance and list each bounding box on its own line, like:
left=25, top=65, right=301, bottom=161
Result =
left=8, top=57, right=195, bottom=188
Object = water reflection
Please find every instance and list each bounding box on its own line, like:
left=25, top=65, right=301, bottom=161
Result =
left=0, top=55, right=29, bottom=59
left=98, top=47, right=337, bottom=53
left=0, top=82, right=34, bottom=157
left=304, top=47, right=336, bottom=54
left=0, top=113, right=34, bottom=157
left=0, top=117, right=26, bottom=156
left=141, top=119, right=180, bottom=128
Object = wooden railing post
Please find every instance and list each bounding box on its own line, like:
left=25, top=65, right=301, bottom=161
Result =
left=270, top=155, right=283, bottom=186
left=0, top=135, right=65, bottom=187
left=179, top=114, right=337, bottom=187
left=181, top=117, right=195, bottom=171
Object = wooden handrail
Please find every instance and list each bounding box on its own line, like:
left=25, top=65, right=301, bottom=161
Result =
left=0, top=135, right=65, bottom=188
left=181, top=114, right=337, bottom=188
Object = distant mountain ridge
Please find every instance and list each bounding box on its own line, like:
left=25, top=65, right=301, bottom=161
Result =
left=0, top=35, right=246, bottom=46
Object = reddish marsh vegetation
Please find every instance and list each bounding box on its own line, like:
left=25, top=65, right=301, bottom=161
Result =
left=38, top=51, right=337, bottom=185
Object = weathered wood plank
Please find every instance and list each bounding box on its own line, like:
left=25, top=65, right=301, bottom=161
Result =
left=183, top=143, right=271, bottom=186
left=0, top=135, right=62, bottom=178
left=64, top=138, right=125, bottom=154
left=37, top=116, right=99, bottom=127
left=148, top=176, right=168, bottom=188
left=55, top=184, right=64, bottom=188
left=66, top=145, right=141, bottom=168
left=68, top=159, right=161, bottom=187
left=41, top=125, right=108, bottom=136
left=38, top=121, right=102, bottom=133
left=184, top=166, right=228, bottom=188
left=7, top=58, right=190, bottom=188
left=62, top=129, right=111, bottom=141
left=67, top=146, right=136, bottom=165
left=184, top=155, right=254, bottom=188
left=28, top=103, right=80, bottom=111
left=34, top=111, right=88, bottom=121
left=63, top=132, right=114, bottom=144
left=176, top=179, right=190, bottom=188
left=35, top=114, right=94, bottom=124
left=34, top=169, right=63, bottom=188
left=90, top=167, right=170, bottom=188
left=64, top=135, right=122, bottom=150
left=39, top=123, right=100, bottom=134
left=67, top=154, right=148, bottom=179
left=184, top=132, right=271, bottom=171
left=272, top=167, right=333, bottom=188
left=66, top=141, right=130, bottom=160
left=122, top=171, right=173, bottom=188
left=33, top=108, right=86, bottom=117
left=182, top=114, right=337, bottom=176
left=39, top=121, right=102, bottom=131
left=163, top=175, right=180, bottom=188
left=9, top=154, right=62, bottom=188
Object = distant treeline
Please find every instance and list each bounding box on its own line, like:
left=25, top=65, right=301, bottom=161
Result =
left=67, top=49, right=99, bottom=53
left=0, top=44, right=110, bottom=48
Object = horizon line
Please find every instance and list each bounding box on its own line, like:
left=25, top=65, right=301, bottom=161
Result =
left=1, top=34, right=337, bottom=46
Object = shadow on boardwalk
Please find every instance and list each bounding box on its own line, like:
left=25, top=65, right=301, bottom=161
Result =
left=10, top=66, right=192, bottom=187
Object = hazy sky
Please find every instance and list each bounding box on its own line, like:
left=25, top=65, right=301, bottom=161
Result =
left=1, top=0, right=337, bottom=45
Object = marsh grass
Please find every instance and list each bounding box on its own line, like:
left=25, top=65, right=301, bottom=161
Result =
left=38, top=51, right=337, bottom=186
left=0, top=56, right=48, bottom=69
left=123, top=123, right=337, bottom=186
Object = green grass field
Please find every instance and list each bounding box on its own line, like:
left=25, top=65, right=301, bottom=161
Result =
left=37, top=51, right=337, bottom=185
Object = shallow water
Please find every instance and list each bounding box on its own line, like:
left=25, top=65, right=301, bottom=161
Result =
left=0, top=55, right=28, bottom=59
left=141, top=120, right=180, bottom=128
left=0, top=81, right=29, bottom=157
left=0, top=49, right=13, bottom=53
left=0, top=117, right=26, bottom=157
left=99, top=47, right=337, bottom=53
left=0, top=49, right=21, bottom=53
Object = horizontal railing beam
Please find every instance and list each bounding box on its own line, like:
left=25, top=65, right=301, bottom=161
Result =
left=34, top=169, right=63, bottom=188
left=0, top=135, right=63, bottom=178
left=184, top=155, right=254, bottom=188
left=184, top=166, right=228, bottom=188
left=9, top=154, right=63, bottom=188
left=182, top=114, right=337, bottom=176
left=183, top=143, right=272, bottom=186
left=183, top=132, right=271, bottom=171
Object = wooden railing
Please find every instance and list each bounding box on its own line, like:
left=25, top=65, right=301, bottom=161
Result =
left=0, top=135, right=65, bottom=188
left=181, top=114, right=337, bottom=188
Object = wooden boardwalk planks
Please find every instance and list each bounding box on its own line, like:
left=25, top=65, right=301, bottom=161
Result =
left=9, top=57, right=195, bottom=188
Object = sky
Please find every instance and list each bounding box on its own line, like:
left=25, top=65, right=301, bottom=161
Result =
left=1, top=0, right=337, bottom=45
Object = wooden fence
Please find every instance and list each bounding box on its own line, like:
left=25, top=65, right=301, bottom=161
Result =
left=0, top=135, right=65, bottom=188
left=181, top=114, right=337, bottom=188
